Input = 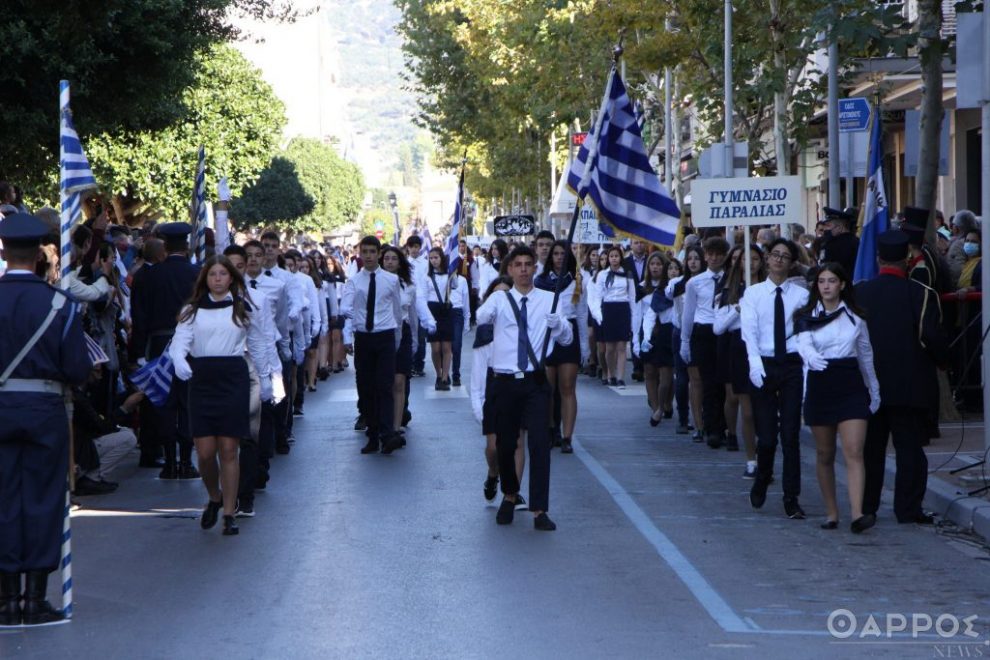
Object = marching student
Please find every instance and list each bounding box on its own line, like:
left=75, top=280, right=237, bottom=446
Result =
left=449, top=250, right=472, bottom=388
left=714, top=244, right=765, bottom=476
left=476, top=245, right=573, bottom=531
left=170, top=255, right=277, bottom=536
left=740, top=238, right=809, bottom=519
left=478, top=238, right=508, bottom=295
left=591, top=245, right=636, bottom=388
left=680, top=236, right=730, bottom=447
left=422, top=247, right=468, bottom=390
left=634, top=252, right=674, bottom=427
left=664, top=257, right=692, bottom=434
left=668, top=245, right=706, bottom=440
left=326, top=253, right=349, bottom=373
left=284, top=250, right=316, bottom=416
left=405, top=235, right=429, bottom=377
left=298, top=256, right=327, bottom=394
left=578, top=246, right=599, bottom=376
left=340, top=236, right=404, bottom=455
left=535, top=240, right=581, bottom=454
left=470, top=276, right=526, bottom=504
left=795, top=263, right=880, bottom=532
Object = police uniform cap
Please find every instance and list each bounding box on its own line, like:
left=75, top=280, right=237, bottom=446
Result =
left=822, top=207, right=854, bottom=226
left=0, top=212, right=50, bottom=246
left=156, top=222, right=192, bottom=238
left=900, top=206, right=929, bottom=246
left=877, top=229, right=909, bottom=262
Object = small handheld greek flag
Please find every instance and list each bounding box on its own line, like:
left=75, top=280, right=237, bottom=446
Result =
left=567, top=69, right=679, bottom=246
left=130, top=351, right=174, bottom=407
left=59, top=81, right=98, bottom=280
left=84, top=333, right=109, bottom=365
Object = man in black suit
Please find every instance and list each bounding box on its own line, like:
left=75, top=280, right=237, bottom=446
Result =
left=623, top=239, right=648, bottom=381
left=818, top=207, right=859, bottom=276
left=856, top=230, right=947, bottom=525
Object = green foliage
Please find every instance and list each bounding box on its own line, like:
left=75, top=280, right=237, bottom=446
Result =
left=229, top=157, right=315, bottom=228
left=84, top=44, right=286, bottom=221
left=279, top=138, right=366, bottom=233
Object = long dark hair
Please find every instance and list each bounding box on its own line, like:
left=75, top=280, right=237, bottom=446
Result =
left=381, top=244, right=412, bottom=286
left=797, top=262, right=865, bottom=319
left=310, top=249, right=332, bottom=281
left=300, top=256, right=322, bottom=290
left=548, top=240, right=577, bottom=278
left=427, top=246, right=448, bottom=274
left=641, top=251, right=669, bottom=296
left=673, top=244, right=707, bottom=297
left=720, top=244, right=766, bottom=307
left=488, top=239, right=508, bottom=264
left=178, top=255, right=250, bottom=327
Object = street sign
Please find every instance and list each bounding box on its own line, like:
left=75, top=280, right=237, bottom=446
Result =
left=838, top=98, right=871, bottom=133
left=572, top=132, right=588, bottom=146
left=689, top=175, right=804, bottom=228
left=492, top=215, right=536, bottom=236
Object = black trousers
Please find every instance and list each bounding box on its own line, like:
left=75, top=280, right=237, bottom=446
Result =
left=355, top=330, right=397, bottom=440
left=0, top=399, right=69, bottom=573
left=691, top=323, right=726, bottom=436
left=238, top=364, right=262, bottom=507
left=491, top=373, right=551, bottom=513
left=750, top=356, right=803, bottom=499
left=257, top=401, right=276, bottom=484
left=273, top=358, right=293, bottom=444
left=672, top=327, right=690, bottom=426
left=863, top=405, right=928, bottom=521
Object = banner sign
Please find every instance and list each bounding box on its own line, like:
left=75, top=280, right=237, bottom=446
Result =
left=493, top=214, right=536, bottom=236
left=690, top=176, right=803, bottom=228
left=573, top=205, right=615, bottom=244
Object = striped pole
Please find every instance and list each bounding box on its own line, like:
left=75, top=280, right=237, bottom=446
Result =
left=59, top=80, right=73, bottom=281
left=193, top=146, right=208, bottom=264
left=60, top=486, right=73, bottom=619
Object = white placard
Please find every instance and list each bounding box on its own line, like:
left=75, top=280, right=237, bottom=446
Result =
left=573, top=205, right=614, bottom=244
left=690, top=176, right=804, bottom=228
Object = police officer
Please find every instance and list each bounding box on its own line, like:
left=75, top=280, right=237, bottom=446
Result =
left=0, top=213, right=93, bottom=626
left=856, top=230, right=948, bottom=525
left=818, top=207, right=860, bottom=277
left=130, top=222, right=200, bottom=479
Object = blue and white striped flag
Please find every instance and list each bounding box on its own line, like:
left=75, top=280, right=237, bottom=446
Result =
left=421, top=225, right=433, bottom=252
left=567, top=69, right=680, bottom=246
left=130, top=351, right=174, bottom=407
left=633, top=99, right=646, bottom=134
left=84, top=332, right=109, bottom=365
left=853, top=107, right=888, bottom=283
left=191, top=146, right=208, bottom=263
left=59, top=81, right=98, bottom=280
left=446, top=164, right=465, bottom=274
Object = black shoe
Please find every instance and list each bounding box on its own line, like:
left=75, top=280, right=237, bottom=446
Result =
left=222, top=515, right=239, bottom=536
left=275, top=442, right=290, bottom=455
left=820, top=519, right=839, bottom=530
left=317, top=367, right=330, bottom=381
left=484, top=475, right=498, bottom=501
left=452, top=377, right=462, bottom=387
left=441, top=380, right=451, bottom=391
left=609, top=377, right=618, bottom=387
left=750, top=479, right=769, bottom=509
left=73, top=476, right=116, bottom=496
left=201, top=499, right=222, bottom=529
left=293, top=406, right=304, bottom=416
left=381, top=434, right=403, bottom=455
left=663, top=409, right=674, bottom=419
left=631, top=371, right=644, bottom=382
left=353, top=416, right=367, bottom=431
left=360, top=439, right=380, bottom=454
left=650, top=411, right=661, bottom=427
left=21, top=572, right=63, bottom=626
left=692, top=431, right=704, bottom=443
left=235, top=500, right=255, bottom=518
left=435, top=377, right=442, bottom=391
left=706, top=433, right=724, bottom=449
left=724, top=434, right=739, bottom=451
left=496, top=498, right=515, bottom=525
left=0, top=573, right=21, bottom=626
left=158, top=464, right=178, bottom=480
left=851, top=514, right=876, bottom=533
left=534, top=513, right=557, bottom=531
left=783, top=497, right=806, bottom=520
left=615, top=379, right=627, bottom=389
left=514, top=495, right=528, bottom=511
left=550, top=428, right=562, bottom=448
left=899, top=511, right=936, bottom=525
left=402, top=410, right=412, bottom=427
left=255, top=474, right=268, bottom=490
left=178, top=464, right=200, bottom=480
left=561, top=437, right=573, bottom=454
left=307, top=385, right=317, bottom=393
left=676, top=424, right=690, bottom=435
left=138, top=457, right=165, bottom=469
left=600, top=378, right=609, bottom=386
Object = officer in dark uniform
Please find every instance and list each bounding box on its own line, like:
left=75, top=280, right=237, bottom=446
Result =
left=0, top=213, right=93, bottom=626
left=818, top=207, right=860, bottom=276
left=856, top=230, right=948, bottom=525
left=130, top=222, right=200, bottom=479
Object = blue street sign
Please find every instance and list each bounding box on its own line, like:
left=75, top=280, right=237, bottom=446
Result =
left=838, top=98, right=871, bottom=133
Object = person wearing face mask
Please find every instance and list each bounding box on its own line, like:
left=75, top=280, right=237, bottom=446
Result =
left=817, top=207, right=859, bottom=278
left=956, top=230, right=982, bottom=294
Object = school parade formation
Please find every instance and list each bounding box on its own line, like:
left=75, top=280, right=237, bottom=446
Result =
left=4, top=2, right=990, bottom=658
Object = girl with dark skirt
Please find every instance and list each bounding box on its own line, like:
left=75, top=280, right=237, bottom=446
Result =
left=535, top=240, right=581, bottom=453
left=589, top=250, right=610, bottom=380
left=795, top=263, right=881, bottom=533
left=714, top=244, right=765, bottom=477
left=579, top=247, right=600, bottom=377
left=422, top=247, right=469, bottom=390
left=667, top=245, right=706, bottom=440
left=299, top=256, right=327, bottom=393
left=326, top=254, right=348, bottom=373
left=591, top=245, right=636, bottom=388
left=170, top=256, right=274, bottom=536
left=634, top=252, right=674, bottom=426
left=664, top=258, right=690, bottom=431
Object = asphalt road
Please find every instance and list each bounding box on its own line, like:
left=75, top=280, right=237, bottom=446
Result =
left=3, top=334, right=990, bottom=659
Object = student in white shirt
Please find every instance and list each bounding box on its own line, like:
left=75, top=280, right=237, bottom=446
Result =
left=478, top=238, right=508, bottom=297
left=795, top=263, right=880, bottom=533
left=298, top=256, right=327, bottom=395
left=680, top=236, right=730, bottom=447
left=422, top=247, right=468, bottom=390
left=580, top=247, right=602, bottom=377
left=170, top=255, right=277, bottom=536
left=449, top=245, right=473, bottom=387
left=326, top=254, right=349, bottom=373
left=592, top=245, right=636, bottom=388
left=475, top=245, right=573, bottom=531
left=633, top=252, right=674, bottom=427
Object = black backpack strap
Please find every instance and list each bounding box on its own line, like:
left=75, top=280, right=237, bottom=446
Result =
left=503, top=291, right=542, bottom=371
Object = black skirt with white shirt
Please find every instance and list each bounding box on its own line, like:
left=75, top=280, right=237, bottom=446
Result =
left=803, top=358, right=870, bottom=426
left=188, top=356, right=250, bottom=438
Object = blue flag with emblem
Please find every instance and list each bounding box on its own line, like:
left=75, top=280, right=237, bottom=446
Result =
left=566, top=69, right=679, bottom=246
left=853, top=107, right=889, bottom=283
left=446, top=163, right=465, bottom=274
left=59, top=81, right=98, bottom=280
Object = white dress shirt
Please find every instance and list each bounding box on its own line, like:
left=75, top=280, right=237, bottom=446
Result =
left=664, top=276, right=686, bottom=330
left=247, top=271, right=290, bottom=361
left=170, top=295, right=273, bottom=377
left=470, top=341, right=493, bottom=424
left=263, top=264, right=302, bottom=323
left=739, top=278, right=810, bottom=364
left=713, top=302, right=741, bottom=336
left=635, top=284, right=675, bottom=353
left=592, top=268, right=636, bottom=324
left=475, top=286, right=574, bottom=374
left=340, top=266, right=403, bottom=340
left=478, top=259, right=502, bottom=295
left=446, top=273, right=472, bottom=327
left=795, top=301, right=880, bottom=405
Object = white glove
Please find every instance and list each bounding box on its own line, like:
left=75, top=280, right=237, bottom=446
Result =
left=425, top=323, right=437, bottom=335
left=641, top=339, right=653, bottom=354
left=580, top=347, right=590, bottom=365
left=271, top=373, right=286, bottom=404
left=680, top=345, right=691, bottom=364
left=546, top=313, right=562, bottom=330
left=173, top=357, right=193, bottom=381
left=217, top=177, right=231, bottom=202
left=260, top=374, right=273, bottom=403
left=805, top=352, right=828, bottom=372
left=869, top=393, right=881, bottom=415
left=136, top=358, right=148, bottom=367
left=749, top=362, right=766, bottom=389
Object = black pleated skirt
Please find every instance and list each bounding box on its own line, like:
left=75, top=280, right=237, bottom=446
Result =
left=727, top=329, right=751, bottom=394
left=395, top=322, right=413, bottom=376
left=482, top=368, right=496, bottom=436
left=599, top=302, right=632, bottom=342
left=803, top=357, right=870, bottom=426
left=188, top=356, right=250, bottom=439
left=715, top=332, right=733, bottom=384
left=546, top=319, right=581, bottom=366
left=427, top=301, right=454, bottom=342
left=641, top=321, right=674, bottom=367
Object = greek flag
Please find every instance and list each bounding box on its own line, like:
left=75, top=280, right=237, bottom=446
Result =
left=130, top=351, right=174, bottom=407
left=567, top=69, right=680, bottom=246
left=59, top=81, right=98, bottom=280
left=191, top=146, right=208, bottom=263
left=853, top=107, right=889, bottom=283
left=84, top=332, right=109, bottom=365
left=446, top=165, right=465, bottom=274
left=421, top=225, right=433, bottom=252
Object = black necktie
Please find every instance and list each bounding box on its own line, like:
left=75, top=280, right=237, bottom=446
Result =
left=264, top=270, right=272, bottom=277
left=517, top=296, right=529, bottom=372
left=366, top=271, right=376, bottom=332
left=774, top=286, right=786, bottom=360
left=249, top=279, right=258, bottom=289
left=712, top=274, right=722, bottom=307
